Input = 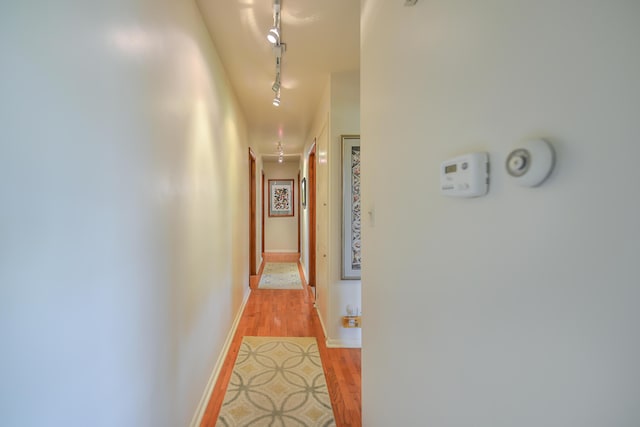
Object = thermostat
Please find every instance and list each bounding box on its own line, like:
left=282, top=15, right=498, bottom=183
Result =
left=440, top=152, right=489, bottom=197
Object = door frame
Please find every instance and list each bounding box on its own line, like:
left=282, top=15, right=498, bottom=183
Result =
left=249, top=148, right=257, bottom=278
left=261, top=170, right=265, bottom=255
left=297, top=172, right=301, bottom=254
left=308, top=141, right=317, bottom=287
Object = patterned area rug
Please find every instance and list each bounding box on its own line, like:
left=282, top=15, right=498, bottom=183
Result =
left=258, top=262, right=303, bottom=290
left=217, top=337, right=336, bottom=427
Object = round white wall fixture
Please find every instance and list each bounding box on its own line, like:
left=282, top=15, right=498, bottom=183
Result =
left=505, top=139, right=555, bottom=187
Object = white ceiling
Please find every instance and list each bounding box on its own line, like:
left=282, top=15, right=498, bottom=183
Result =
left=196, top=0, right=360, bottom=157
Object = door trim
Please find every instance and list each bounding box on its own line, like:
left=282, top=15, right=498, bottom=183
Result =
left=308, top=141, right=317, bottom=287
left=261, top=170, right=265, bottom=256
left=249, top=148, right=257, bottom=277
left=297, top=172, right=301, bottom=254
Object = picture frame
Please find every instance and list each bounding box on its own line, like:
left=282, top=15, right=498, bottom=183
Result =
left=269, top=179, right=294, bottom=217
left=341, top=135, right=361, bottom=280
left=301, top=177, right=307, bottom=209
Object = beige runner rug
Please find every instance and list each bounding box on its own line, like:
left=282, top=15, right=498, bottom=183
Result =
left=257, top=262, right=303, bottom=289
left=217, top=336, right=336, bottom=427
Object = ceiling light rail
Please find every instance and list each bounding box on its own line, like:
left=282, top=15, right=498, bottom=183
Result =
left=267, top=0, right=284, bottom=107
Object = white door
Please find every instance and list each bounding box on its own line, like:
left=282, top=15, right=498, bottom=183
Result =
left=315, top=120, right=329, bottom=322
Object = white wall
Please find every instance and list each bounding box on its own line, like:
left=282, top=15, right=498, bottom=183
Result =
left=301, top=72, right=361, bottom=347
left=301, top=78, right=330, bottom=333
left=254, top=154, right=264, bottom=270
left=301, top=80, right=330, bottom=283
left=0, top=2, right=249, bottom=426
left=361, top=1, right=640, bottom=426
left=263, top=160, right=300, bottom=253
left=327, top=71, right=361, bottom=347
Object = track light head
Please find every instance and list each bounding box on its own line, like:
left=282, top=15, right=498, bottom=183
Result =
left=272, top=88, right=281, bottom=106
left=276, top=140, right=284, bottom=162
left=267, top=27, right=279, bottom=44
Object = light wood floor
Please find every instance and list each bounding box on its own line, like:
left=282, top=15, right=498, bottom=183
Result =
left=200, top=254, right=362, bottom=426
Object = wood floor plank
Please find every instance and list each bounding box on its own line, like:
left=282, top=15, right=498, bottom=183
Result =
left=200, top=269, right=361, bottom=427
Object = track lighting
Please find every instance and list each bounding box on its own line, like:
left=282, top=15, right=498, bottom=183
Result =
left=277, top=142, right=284, bottom=162
left=268, top=0, right=284, bottom=107
left=272, top=69, right=281, bottom=106
left=272, top=69, right=281, bottom=93
left=267, top=27, right=279, bottom=45
left=267, top=0, right=281, bottom=45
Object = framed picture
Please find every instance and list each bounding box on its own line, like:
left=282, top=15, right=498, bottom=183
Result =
left=269, top=179, right=294, bottom=217
left=301, top=177, right=307, bottom=209
left=341, top=135, right=361, bottom=280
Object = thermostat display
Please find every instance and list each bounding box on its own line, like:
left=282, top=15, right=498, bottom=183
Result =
left=440, top=152, right=489, bottom=197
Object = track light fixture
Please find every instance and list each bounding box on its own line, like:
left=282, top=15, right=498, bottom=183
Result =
left=271, top=57, right=282, bottom=106
left=267, top=0, right=281, bottom=45
left=272, top=67, right=281, bottom=93
left=277, top=141, right=284, bottom=163
left=268, top=0, right=285, bottom=107
left=267, top=27, right=279, bottom=45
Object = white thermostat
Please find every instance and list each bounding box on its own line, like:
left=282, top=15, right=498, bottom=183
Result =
left=440, top=152, right=489, bottom=197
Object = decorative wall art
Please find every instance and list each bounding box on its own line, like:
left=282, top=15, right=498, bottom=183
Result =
left=301, top=177, right=307, bottom=209
left=269, top=179, right=294, bottom=217
left=341, top=135, right=361, bottom=280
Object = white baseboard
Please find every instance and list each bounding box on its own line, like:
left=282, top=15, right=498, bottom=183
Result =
left=190, top=288, right=251, bottom=427
left=315, top=305, right=328, bottom=344
left=326, top=337, right=362, bottom=348
left=315, top=306, right=361, bottom=348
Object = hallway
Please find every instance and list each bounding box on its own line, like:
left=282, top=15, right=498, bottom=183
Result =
left=3, top=2, right=640, bottom=426
left=200, top=261, right=362, bottom=426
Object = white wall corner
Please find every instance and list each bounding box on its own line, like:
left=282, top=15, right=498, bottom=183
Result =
left=315, top=305, right=329, bottom=342
left=190, top=288, right=252, bottom=427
